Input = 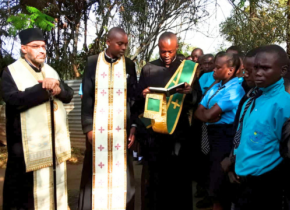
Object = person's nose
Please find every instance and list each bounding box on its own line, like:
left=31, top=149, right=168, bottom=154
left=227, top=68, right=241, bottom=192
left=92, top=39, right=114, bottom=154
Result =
left=39, top=46, right=46, bottom=54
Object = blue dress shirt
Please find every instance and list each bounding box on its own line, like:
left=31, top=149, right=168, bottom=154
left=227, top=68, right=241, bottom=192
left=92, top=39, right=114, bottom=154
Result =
left=200, top=77, right=245, bottom=125
left=235, top=78, right=290, bottom=176
left=199, top=71, right=215, bottom=95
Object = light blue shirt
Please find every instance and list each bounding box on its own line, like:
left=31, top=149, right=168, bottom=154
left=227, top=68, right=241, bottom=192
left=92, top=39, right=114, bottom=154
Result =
left=235, top=78, right=290, bottom=176
left=79, top=83, right=83, bottom=95
left=200, top=77, right=245, bottom=125
left=238, top=77, right=244, bottom=84
left=199, top=71, right=215, bottom=95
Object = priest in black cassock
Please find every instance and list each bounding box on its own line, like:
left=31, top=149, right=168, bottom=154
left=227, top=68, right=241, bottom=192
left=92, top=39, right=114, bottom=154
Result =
left=136, top=32, right=201, bottom=210
left=79, top=27, right=137, bottom=210
left=1, top=28, right=73, bottom=210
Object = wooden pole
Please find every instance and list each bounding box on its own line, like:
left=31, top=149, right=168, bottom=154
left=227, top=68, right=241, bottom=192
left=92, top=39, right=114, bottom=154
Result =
left=50, top=96, right=57, bottom=210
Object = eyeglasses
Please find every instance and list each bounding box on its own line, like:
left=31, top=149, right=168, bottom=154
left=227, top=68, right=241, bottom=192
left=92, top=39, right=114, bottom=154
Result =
left=26, top=45, right=46, bottom=50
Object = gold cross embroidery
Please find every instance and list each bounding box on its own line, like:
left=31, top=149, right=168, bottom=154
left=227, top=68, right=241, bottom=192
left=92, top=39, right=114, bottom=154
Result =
left=172, top=80, right=178, bottom=85
left=171, top=99, right=180, bottom=109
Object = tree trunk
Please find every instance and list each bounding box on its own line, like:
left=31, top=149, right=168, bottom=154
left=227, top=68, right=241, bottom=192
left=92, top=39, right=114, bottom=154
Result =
left=72, top=22, right=80, bottom=78
left=287, top=0, right=290, bottom=57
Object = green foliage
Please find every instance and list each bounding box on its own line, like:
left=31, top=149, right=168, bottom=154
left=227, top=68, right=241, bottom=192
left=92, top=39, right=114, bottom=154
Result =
left=7, top=6, right=55, bottom=36
left=220, top=0, right=287, bottom=53
left=177, top=42, right=195, bottom=57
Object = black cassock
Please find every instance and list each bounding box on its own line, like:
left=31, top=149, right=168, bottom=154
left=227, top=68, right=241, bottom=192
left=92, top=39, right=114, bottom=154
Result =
left=1, top=65, right=74, bottom=210
left=79, top=54, right=137, bottom=210
left=135, top=58, right=202, bottom=210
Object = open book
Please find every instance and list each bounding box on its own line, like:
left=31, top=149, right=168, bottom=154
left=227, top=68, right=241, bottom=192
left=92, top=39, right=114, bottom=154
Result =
left=149, top=82, right=186, bottom=97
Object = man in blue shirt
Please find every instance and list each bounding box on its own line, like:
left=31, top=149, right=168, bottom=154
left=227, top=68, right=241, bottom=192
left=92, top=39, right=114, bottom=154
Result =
left=234, top=45, right=290, bottom=210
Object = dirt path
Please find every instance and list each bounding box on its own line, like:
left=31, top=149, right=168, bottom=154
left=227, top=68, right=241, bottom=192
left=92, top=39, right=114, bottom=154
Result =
left=0, top=162, right=204, bottom=210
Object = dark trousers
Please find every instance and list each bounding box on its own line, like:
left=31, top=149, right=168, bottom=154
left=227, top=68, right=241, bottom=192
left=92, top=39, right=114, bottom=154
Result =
left=141, top=135, right=193, bottom=210
left=207, top=124, right=234, bottom=209
left=234, top=163, right=284, bottom=210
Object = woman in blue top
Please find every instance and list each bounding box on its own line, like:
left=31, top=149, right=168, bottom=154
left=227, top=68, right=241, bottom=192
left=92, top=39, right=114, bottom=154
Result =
left=195, top=53, right=245, bottom=210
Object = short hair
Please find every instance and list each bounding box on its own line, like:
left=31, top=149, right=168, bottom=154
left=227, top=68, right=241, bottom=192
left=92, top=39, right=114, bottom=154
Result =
left=192, top=48, right=204, bottom=54
left=215, top=52, right=241, bottom=72
left=177, top=54, right=185, bottom=61
left=214, top=51, right=226, bottom=62
left=245, top=48, right=260, bottom=58
left=201, top=54, right=214, bottom=62
left=226, top=46, right=242, bottom=53
left=107, top=27, right=126, bottom=39
left=257, top=45, right=288, bottom=67
left=158, top=32, right=177, bottom=43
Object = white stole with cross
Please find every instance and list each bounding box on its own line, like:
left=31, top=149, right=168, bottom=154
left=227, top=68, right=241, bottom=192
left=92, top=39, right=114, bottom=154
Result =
left=8, top=58, right=70, bottom=210
left=92, top=52, right=127, bottom=209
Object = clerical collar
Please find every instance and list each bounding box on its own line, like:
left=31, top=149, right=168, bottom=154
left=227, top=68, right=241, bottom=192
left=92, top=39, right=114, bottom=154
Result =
left=159, top=56, right=177, bottom=65
left=104, top=50, right=118, bottom=63
left=25, top=59, right=41, bottom=72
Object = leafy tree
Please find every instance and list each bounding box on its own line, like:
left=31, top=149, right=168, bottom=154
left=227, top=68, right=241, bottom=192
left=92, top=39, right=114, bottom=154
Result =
left=1, top=0, right=215, bottom=79
left=177, top=42, right=195, bottom=57
left=220, top=0, right=287, bottom=53
left=7, top=6, right=55, bottom=35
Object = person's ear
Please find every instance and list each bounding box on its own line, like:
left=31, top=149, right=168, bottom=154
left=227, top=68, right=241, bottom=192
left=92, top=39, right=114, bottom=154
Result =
left=21, top=45, right=27, bottom=54
left=106, top=38, right=111, bottom=47
left=229, top=67, right=234, bottom=75
left=281, top=65, right=288, bottom=77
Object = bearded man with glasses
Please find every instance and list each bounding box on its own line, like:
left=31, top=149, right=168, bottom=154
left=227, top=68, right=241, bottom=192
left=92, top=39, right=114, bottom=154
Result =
left=1, top=28, right=73, bottom=210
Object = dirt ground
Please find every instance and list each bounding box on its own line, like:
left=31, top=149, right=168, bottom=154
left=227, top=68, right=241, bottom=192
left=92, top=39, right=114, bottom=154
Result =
left=0, top=161, right=143, bottom=210
left=0, top=161, right=204, bottom=210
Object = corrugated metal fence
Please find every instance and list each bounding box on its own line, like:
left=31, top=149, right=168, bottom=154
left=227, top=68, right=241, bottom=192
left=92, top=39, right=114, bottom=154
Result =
left=63, top=79, right=85, bottom=149
left=0, top=79, right=86, bottom=149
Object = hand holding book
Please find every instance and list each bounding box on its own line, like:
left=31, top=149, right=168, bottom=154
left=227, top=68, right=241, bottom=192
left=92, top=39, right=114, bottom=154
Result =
left=147, top=82, right=191, bottom=97
left=176, top=82, right=192, bottom=94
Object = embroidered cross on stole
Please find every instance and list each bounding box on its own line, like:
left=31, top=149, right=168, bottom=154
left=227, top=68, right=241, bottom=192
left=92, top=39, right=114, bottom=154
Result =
left=142, top=60, right=198, bottom=134
left=92, top=52, right=127, bottom=209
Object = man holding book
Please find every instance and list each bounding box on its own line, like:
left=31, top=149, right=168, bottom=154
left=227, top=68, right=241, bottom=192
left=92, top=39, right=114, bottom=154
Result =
left=136, top=32, right=201, bottom=210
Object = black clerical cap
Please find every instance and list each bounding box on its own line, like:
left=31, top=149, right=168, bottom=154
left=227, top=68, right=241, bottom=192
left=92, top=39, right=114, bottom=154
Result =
left=19, top=28, right=45, bottom=45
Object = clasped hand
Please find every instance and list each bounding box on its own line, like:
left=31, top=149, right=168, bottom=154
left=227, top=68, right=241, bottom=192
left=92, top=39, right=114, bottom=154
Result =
left=38, top=78, right=61, bottom=96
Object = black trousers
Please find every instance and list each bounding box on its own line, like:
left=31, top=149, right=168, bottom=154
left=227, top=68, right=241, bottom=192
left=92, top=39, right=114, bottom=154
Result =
left=142, top=135, right=193, bottom=210
left=234, top=163, right=285, bottom=210
left=207, top=124, right=234, bottom=209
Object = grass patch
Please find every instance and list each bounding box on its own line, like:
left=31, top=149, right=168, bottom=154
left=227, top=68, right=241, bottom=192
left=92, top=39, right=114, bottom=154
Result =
left=0, top=147, right=85, bottom=168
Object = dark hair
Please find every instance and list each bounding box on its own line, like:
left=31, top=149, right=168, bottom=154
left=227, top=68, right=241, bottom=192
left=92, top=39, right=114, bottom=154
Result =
left=214, top=51, right=226, bottom=62
left=201, top=54, right=214, bottom=61
left=107, top=27, right=126, bottom=39
left=192, top=48, right=204, bottom=54
left=159, top=32, right=177, bottom=43
left=257, top=45, right=288, bottom=67
left=215, top=52, right=241, bottom=73
left=245, top=47, right=260, bottom=58
left=177, top=54, right=185, bottom=61
left=226, top=46, right=242, bottom=53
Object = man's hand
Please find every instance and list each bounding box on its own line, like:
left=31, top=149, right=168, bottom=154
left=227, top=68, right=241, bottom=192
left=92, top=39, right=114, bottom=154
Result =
left=128, top=127, right=136, bottom=149
left=228, top=171, right=240, bottom=184
left=142, top=88, right=150, bottom=98
left=176, top=82, right=192, bottom=94
left=51, top=86, right=61, bottom=96
left=221, top=157, right=232, bottom=173
left=87, top=131, right=93, bottom=144
left=38, top=78, right=60, bottom=90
